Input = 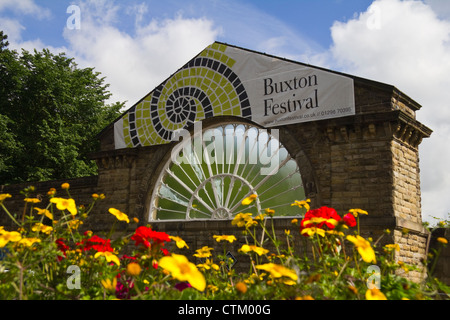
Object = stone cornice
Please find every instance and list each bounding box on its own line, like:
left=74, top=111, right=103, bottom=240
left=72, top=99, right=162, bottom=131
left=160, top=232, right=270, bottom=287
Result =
left=90, top=148, right=138, bottom=169
left=323, top=110, right=432, bottom=149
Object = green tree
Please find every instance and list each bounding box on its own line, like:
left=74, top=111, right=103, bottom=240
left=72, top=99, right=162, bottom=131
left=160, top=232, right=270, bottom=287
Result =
left=0, top=31, right=123, bottom=184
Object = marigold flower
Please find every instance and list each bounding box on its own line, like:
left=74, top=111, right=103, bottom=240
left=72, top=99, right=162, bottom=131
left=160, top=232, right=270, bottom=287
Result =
left=0, top=194, right=12, bottom=202
left=213, top=235, right=237, bottom=243
left=68, top=219, right=83, bottom=230
left=437, top=237, right=448, bottom=245
left=159, top=253, right=206, bottom=291
left=101, top=278, right=117, bottom=292
left=18, top=237, right=41, bottom=247
left=94, top=251, right=120, bottom=266
left=255, top=263, right=298, bottom=281
left=126, top=262, right=142, bottom=276
left=0, top=230, right=22, bottom=247
left=232, top=213, right=254, bottom=228
left=291, top=199, right=311, bottom=211
left=61, top=183, right=70, bottom=190
left=349, top=208, right=368, bottom=217
left=239, top=244, right=269, bottom=256
left=50, top=197, right=77, bottom=215
left=235, top=282, right=247, bottom=294
left=108, top=208, right=130, bottom=223
left=301, top=227, right=325, bottom=237
left=24, top=198, right=41, bottom=204
left=265, top=208, right=275, bottom=216
left=241, top=194, right=257, bottom=205
left=32, top=223, right=53, bottom=235
left=197, top=258, right=219, bottom=271
left=34, top=207, right=53, bottom=220
left=346, top=235, right=376, bottom=263
left=384, top=244, right=400, bottom=252
left=193, top=246, right=214, bottom=258
left=365, top=288, right=387, bottom=300
left=170, top=236, right=189, bottom=249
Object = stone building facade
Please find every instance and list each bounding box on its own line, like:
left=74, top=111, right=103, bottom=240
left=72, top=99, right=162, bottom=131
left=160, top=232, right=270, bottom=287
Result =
left=1, top=43, right=436, bottom=282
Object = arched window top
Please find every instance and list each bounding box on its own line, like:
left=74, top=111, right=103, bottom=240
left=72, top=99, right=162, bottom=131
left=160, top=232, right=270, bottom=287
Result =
left=148, top=121, right=305, bottom=221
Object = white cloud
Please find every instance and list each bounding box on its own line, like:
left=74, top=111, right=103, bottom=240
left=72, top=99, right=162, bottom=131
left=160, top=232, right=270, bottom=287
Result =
left=62, top=1, right=220, bottom=108
left=329, top=0, right=450, bottom=222
left=0, top=0, right=51, bottom=19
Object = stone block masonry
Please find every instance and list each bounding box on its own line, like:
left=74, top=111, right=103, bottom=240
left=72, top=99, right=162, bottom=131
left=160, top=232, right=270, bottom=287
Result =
left=0, top=65, right=437, bottom=284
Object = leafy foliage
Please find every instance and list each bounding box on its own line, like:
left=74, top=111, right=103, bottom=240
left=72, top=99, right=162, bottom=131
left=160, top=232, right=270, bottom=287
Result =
left=0, top=31, right=123, bottom=184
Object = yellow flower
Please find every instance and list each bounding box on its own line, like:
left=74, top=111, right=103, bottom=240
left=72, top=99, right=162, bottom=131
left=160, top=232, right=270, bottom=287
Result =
left=349, top=208, right=368, bottom=217
left=61, top=183, right=70, bottom=190
left=94, top=251, right=120, bottom=266
left=169, top=236, right=189, bottom=249
left=241, top=194, right=257, bottom=205
left=18, top=237, right=41, bottom=247
left=24, top=198, right=41, bottom=203
left=265, top=208, right=275, bottom=216
left=193, top=246, right=214, bottom=258
left=101, top=278, right=117, bottom=292
left=384, top=244, right=400, bottom=252
left=213, top=235, right=237, bottom=243
left=133, top=217, right=139, bottom=223
left=239, top=244, right=269, bottom=256
left=0, top=230, right=22, bottom=247
left=291, top=218, right=298, bottom=225
left=437, top=237, right=448, bottom=245
left=50, top=197, right=77, bottom=215
left=301, top=227, right=325, bottom=237
left=126, top=262, right=142, bottom=276
left=291, top=199, right=311, bottom=211
left=0, top=194, right=12, bottom=202
left=255, top=263, right=298, bottom=281
left=31, top=223, right=53, bottom=235
left=197, top=258, right=219, bottom=271
left=296, top=295, right=314, bottom=300
left=68, top=219, right=83, bottom=230
left=365, top=288, right=387, bottom=300
left=108, top=208, right=129, bottom=223
left=346, top=235, right=376, bottom=263
left=207, top=284, right=219, bottom=293
left=34, top=208, right=53, bottom=220
left=232, top=213, right=256, bottom=228
left=159, top=253, right=206, bottom=291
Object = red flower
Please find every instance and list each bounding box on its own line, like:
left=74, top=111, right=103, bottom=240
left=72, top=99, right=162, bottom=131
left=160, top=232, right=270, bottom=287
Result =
left=77, top=235, right=114, bottom=252
left=131, top=226, right=171, bottom=248
left=55, top=238, right=70, bottom=261
left=300, top=206, right=342, bottom=236
left=343, top=213, right=357, bottom=227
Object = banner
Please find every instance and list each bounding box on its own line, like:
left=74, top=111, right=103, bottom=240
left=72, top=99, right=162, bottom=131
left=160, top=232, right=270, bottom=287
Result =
left=114, top=42, right=355, bottom=149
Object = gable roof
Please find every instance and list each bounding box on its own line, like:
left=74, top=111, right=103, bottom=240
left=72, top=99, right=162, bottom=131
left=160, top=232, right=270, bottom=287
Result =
left=98, top=41, right=422, bottom=146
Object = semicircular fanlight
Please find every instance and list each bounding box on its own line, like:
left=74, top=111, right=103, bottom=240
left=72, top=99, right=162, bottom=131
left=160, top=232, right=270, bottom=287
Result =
left=148, top=122, right=305, bottom=221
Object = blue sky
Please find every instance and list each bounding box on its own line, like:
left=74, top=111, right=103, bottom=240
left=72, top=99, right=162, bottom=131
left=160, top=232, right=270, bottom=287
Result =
left=1, top=0, right=450, bottom=223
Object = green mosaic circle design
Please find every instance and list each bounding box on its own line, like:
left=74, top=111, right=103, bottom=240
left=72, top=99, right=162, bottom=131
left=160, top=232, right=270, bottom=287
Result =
left=122, top=44, right=252, bottom=147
